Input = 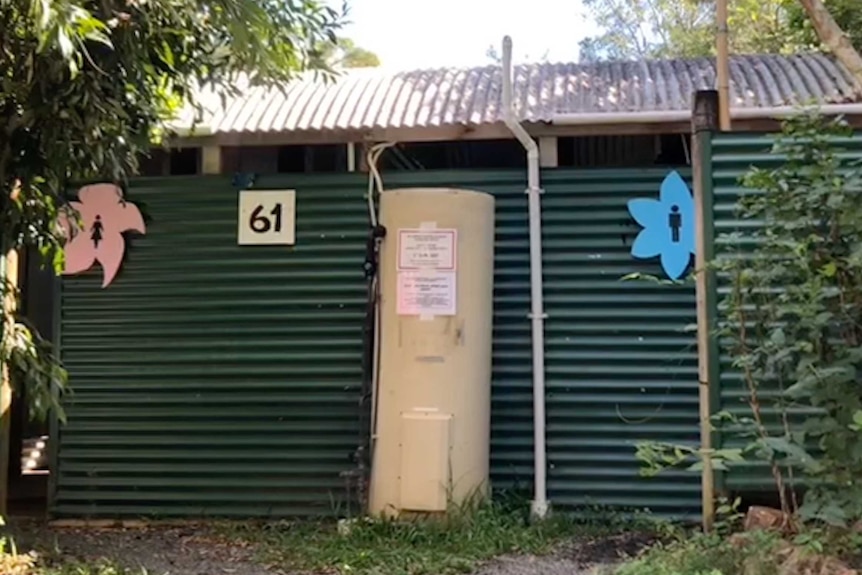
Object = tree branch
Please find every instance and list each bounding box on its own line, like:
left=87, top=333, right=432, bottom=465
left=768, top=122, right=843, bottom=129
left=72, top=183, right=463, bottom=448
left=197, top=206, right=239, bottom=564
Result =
left=798, top=0, right=862, bottom=91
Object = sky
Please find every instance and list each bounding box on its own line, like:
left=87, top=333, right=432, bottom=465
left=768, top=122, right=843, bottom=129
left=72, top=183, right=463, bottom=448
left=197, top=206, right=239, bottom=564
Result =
left=336, top=0, right=602, bottom=70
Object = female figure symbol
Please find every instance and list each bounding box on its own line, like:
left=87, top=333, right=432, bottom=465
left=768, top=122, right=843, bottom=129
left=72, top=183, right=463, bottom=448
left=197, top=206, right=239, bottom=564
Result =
left=91, top=215, right=104, bottom=248
left=59, top=184, right=146, bottom=288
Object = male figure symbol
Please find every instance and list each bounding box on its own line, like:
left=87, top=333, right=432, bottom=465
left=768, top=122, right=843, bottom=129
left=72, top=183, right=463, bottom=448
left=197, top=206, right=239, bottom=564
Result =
left=669, top=205, right=681, bottom=243
left=626, top=171, right=696, bottom=280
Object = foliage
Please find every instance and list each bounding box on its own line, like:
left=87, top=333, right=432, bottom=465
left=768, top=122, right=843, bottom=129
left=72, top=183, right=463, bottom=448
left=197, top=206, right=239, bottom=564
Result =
left=314, top=37, right=380, bottom=69
left=613, top=499, right=860, bottom=575
left=613, top=528, right=787, bottom=575
left=221, top=497, right=649, bottom=575
left=635, top=111, right=862, bottom=528
left=0, top=553, right=143, bottom=575
left=0, top=0, right=344, bottom=422
left=716, top=111, right=862, bottom=526
left=0, top=516, right=143, bottom=575
left=635, top=438, right=745, bottom=477
left=0, top=551, right=37, bottom=575
left=0, top=517, right=37, bottom=575
left=787, top=0, right=862, bottom=54
left=578, top=0, right=859, bottom=62
left=580, top=0, right=715, bottom=61
left=615, top=531, right=839, bottom=575
left=613, top=516, right=862, bottom=575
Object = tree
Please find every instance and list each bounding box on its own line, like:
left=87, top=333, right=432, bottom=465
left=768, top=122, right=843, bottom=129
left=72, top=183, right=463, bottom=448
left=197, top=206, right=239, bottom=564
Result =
left=795, top=0, right=862, bottom=88
left=578, top=0, right=851, bottom=61
left=0, top=0, right=343, bottom=438
left=579, top=0, right=713, bottom=61
left=331, top=38, right=381, bottom=68
left=314, top=37, right=380, bottom=69
left=788, top=0, right=862, bottom=51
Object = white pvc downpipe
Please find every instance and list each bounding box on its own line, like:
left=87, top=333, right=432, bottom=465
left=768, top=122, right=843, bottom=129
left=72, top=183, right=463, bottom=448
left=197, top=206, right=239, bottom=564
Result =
left=501, top=36, right=549, bottom=520
left=551, top=104, right=862, bottom=126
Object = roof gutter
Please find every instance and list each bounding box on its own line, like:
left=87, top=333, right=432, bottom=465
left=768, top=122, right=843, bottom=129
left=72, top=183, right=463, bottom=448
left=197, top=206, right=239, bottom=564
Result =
left=551, top=103, right=862, bottom=125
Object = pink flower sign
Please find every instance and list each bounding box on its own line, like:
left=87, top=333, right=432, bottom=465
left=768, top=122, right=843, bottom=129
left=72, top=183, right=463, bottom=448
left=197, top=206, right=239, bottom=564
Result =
left=59, top=183, right=146, bottom=288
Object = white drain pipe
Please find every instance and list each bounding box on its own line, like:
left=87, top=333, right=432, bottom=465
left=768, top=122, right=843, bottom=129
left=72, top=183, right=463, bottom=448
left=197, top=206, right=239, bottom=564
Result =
left=501, top=35, right=549, bottom=519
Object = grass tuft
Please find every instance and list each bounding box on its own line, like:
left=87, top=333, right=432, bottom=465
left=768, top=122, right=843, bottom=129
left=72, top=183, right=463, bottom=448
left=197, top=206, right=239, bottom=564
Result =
left=613, top=529, right=781, bottom=575
left=221, top=494, right=654, bottom=575
left=611, top=526, right=862, bottom=575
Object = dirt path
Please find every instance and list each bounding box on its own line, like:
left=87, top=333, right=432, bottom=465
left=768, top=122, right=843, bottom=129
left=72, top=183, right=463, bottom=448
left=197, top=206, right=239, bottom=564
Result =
left=6, top=519, right=279, bottom=575
left=472, top=533, right=654, bottom=575
left=4, top=519, right=650, bottom=575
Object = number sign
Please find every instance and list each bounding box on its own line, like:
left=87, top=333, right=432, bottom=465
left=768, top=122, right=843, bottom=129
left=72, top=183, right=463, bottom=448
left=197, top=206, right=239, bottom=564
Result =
left=237, top=189, right=296, bottom=245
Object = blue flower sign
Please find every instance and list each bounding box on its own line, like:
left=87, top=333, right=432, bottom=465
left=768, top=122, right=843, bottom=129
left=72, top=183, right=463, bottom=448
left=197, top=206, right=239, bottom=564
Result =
left=627, top=171, right=695, bottom=280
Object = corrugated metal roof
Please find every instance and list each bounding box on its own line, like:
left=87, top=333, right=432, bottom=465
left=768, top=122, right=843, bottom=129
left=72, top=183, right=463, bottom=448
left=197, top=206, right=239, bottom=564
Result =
left=180, top=53, right=860, bottom=135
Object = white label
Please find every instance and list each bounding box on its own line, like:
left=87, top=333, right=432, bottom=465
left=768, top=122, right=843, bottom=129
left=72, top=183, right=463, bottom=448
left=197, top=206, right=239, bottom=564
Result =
left=397, top=271, right=456, bottom=316
left=397, top=229, right=457, bottom=271
left=237, top=189, right=296, bottom=245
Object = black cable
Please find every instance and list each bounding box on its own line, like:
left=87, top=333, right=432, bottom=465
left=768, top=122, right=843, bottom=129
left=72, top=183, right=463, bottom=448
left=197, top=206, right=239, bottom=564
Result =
left=353, top=223, right=386, bottom=511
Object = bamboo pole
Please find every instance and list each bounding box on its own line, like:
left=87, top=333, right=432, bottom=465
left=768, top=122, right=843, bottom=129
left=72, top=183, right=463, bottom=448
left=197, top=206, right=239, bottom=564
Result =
left=692, top=91, right=720, bottom=531
left=716, top=0, right=731, bottom=131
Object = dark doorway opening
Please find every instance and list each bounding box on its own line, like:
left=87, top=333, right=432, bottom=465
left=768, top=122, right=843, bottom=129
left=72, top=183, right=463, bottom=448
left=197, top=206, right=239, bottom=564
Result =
left=7, top=250, right=53, bottom=517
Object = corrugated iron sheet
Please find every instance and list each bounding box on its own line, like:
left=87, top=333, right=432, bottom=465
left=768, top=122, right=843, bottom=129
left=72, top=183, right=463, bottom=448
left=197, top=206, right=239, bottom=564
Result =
left=55, top=168, right=705, bottom=518
left=711, top=132, right=862, bottom=492
left=54, top=171, right=536, bottom=517
left=55, top=174, right=371, bottom=517
left=184, top=54, right=859, bottom=135
left=541, top=169, right=701, bottom=519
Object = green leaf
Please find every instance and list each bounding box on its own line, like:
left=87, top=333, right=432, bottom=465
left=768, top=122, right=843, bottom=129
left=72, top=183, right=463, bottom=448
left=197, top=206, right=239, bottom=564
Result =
left=761, top=436, right=815, bottom=466
left=160, top=39, right=175, bottom=69
left=770, top=327, right=786, bottom=346
left=821, top=261, right=838, bottom=277
left=712, top=448, right=745, bottom=462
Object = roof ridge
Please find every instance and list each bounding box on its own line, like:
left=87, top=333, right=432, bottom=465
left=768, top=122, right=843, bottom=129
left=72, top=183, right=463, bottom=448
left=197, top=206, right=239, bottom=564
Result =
left=333, top=51, right=840, bottom=77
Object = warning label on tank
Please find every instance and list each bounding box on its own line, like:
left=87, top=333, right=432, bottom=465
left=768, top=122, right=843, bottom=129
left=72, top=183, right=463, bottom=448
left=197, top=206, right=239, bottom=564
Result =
left=397, top=229, right=457, bottom=271
left=396, top=271, right=456, bottom=316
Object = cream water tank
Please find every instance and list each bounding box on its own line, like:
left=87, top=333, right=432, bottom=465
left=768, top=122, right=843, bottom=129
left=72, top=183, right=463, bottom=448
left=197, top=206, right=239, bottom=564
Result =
left=368, top=187, right=495, bottom=516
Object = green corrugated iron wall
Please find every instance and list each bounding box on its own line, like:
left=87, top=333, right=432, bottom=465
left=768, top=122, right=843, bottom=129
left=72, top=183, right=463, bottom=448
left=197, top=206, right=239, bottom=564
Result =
left=541, top=169, right=700, bottom=518
left=55, top=174, right=370, bottom=517
left=710, top=132, right=862, bottom=492
left=55, top=168, right=701, bottom=518
left=54, top=171, right=535, bottom=517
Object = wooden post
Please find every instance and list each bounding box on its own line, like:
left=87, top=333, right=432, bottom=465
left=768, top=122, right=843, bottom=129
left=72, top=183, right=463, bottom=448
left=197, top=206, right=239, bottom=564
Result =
left=358, top=142, right=370, bottom=173
left=347, top=143, right=357, bottom=172
left=692, top=90, right=720, bottom=531
left=200, top=145, right=222, bottom=175
left=539, top=137, right=558, bottom=168
left=716, top=0, right=731, bottom=131
left=0, top=247, right=18, bottom=516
